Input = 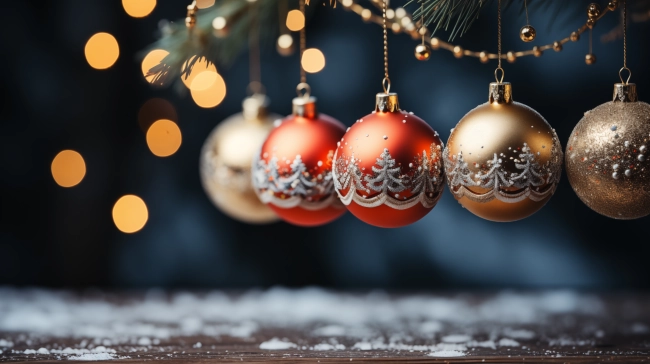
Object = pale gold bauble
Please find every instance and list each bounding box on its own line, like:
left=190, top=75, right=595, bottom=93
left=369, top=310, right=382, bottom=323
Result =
left=444, top=83, right=563, bottom=222
left=566, top=83, right=650, bottom=219
left=200, top=94, right=280, bottom=224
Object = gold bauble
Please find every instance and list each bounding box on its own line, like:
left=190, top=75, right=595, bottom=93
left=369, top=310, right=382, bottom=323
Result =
left=587, top=3, right=601, bottom=19
left=566, top=83, right=650, bottom=219
left=414, top=44, right=431, bottom=61
left=585, top=53, right=597, bottom=65
left=200, top=94, right=280, bottom=223
left=553, top=41, right=563, bottom=52
left=444, top=83, right=563, bottom=222
left=520, top=25, right=536, bottom=42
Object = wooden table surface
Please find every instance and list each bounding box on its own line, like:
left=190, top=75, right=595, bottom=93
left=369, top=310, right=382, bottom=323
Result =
left=1, top=288, right=649, bottom=363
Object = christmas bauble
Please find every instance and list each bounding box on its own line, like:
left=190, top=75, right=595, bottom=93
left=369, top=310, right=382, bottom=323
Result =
left=200, top=94, right=280, bottom=224
left=252, top=93, right=347, bottom=226
left=520, top=25, right=536, bottom=42
left=566, top=83, right=650, bottom=219
left=444, top=82, right=563, bottom=222
left=333, top=93, right=445, bottom=228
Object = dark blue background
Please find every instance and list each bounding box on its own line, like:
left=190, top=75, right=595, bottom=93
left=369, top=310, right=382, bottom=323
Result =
left=1, top=0, right=649, bottom=289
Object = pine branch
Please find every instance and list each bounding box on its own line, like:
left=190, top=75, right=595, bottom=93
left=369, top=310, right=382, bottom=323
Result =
left=141, top=0, right=280, bottom=87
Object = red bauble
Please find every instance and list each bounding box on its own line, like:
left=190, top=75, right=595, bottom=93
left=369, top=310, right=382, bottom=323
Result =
left=333, top=93, right=445, bottom=228
left=253, top=95, right=347, bottom=227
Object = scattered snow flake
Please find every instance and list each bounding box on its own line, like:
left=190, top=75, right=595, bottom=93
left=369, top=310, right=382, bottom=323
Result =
left=498, top=338, right=520, bottom=347
left=428, top=350, right=466, bottom=357
left=259, top=338, right=297, bottom=350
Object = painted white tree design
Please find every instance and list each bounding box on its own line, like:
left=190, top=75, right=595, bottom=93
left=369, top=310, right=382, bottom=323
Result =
left=447, top=152, right=475, bottom=188
left=365, top=148, right=406, bottom=194
left=511, top=143, right=544, bottom=187
left=476, top=153, right=512, bottom=189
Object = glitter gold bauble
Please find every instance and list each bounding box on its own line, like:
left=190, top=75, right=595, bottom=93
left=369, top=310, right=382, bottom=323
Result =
left=566, top=83, right=650, bottom=219
left=200, top=94, right=280, bottom=224
left=520, top=25, right=536, bottom=42
left=252, top=92, right=347, bottom=227
left=333, top=93, right=445, bottom=228
left=444, top=83, right=563, bottom=222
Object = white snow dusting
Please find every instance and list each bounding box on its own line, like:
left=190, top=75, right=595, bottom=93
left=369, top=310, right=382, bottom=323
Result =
left=259, top=338, right=297, bottom=350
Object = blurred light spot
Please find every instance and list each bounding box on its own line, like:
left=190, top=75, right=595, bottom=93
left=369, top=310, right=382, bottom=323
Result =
left=361, top=9, right=372, bottom=20
left=212, top=16, right=226, bottom=30
left=141, top=49, right=169, bottom=83
left=138, top=98, right=177, bottom=132
left=196, top=0, right=215, bottom=9
left=341, top=0, right=353, bottom=6
left=191, top=73, right=226, bottom=108
left=190, top=71, right=218, bottom=91
left=386, top=9, right=395, bottom=19
left=181, top=56, right=217, bottom=89
left=301, top=48, right=325, bottom=73
left=85, top=33, right=119, bottom=70
left=395, top=7, right=406, bottom=18
left=277, top=34, right=293, bottom=49
left=146, top=119, right=182, bottom=157
left=286, top=10, right=305, bottom=31
left=113, top=195, right=148, bottom=233
left=122, top=0, right=156, bottom=18
left=51, top=150, right=86, bottom=188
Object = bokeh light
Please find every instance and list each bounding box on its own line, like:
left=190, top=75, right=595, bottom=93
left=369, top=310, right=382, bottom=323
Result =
left=286, top=10, right=305, bottom=32
left=301, top=48, right=326, bottom=73
left=122, top=0, right=156, bottom=18
left=277, top=34, right=293, bottom=49
left=146, top=119, right=182, bottom=157
left=112, top=195, right=148, bottom=233
left=190, top=73, right=226, bottom=108
left=181, top=56, right=217, bottom=90
left=51, top=150, right=86, bottom=188
left=212, top=16, right=226, bottom=30
left=138, top=98, right=177, bottom=132
left=141, top=49, right=169, bottom=83
left=85, top=33, right=119, bottom=70
left=196, top=0, right=215, bottom=9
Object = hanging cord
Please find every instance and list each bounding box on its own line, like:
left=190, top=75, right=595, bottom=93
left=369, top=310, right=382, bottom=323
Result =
left=495, top=0, right=504, bottom=83
left=299, top=0, right=307, bottom=84
left=420, top=1, right=425, bottom=46
left=382, top=0, right=390, bottom=93
left=248, top=2, right=262, bottom=94
left=620, top=0, right=631, bottom=84
left=524, top=0, right=530, bottom=25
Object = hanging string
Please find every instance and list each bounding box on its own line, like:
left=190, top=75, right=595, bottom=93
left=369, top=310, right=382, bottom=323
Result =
left=420, top=1, right=425, bottom=46
left=382, top=0, right=390, bottom=93
left=524, top=0, right=530, bottom=25
left=495, top=0, right=504, bottom=83
left=248, top=2, right=262, bottom=94
left=619, top=0, right=632, bottom=84
left=299, top=0, right=307, bottom=84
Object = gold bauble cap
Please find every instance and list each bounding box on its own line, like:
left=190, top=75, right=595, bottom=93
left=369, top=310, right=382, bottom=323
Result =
left=292, top=95, right=318, bottom=119
left=375, top=93, right=399, bottom=112
left=242, top=93, right=270, bottom=122
left=613, top=83, right=638, bottom=103
left=489, top=82, right=513, bottom=104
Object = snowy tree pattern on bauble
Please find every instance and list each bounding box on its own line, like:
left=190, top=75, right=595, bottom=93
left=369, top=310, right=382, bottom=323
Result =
left=334, top=145, right=443, bottom=210
left=253, top=152, right=339, bottom=211
left=443, top=139, right=562, bottom=204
